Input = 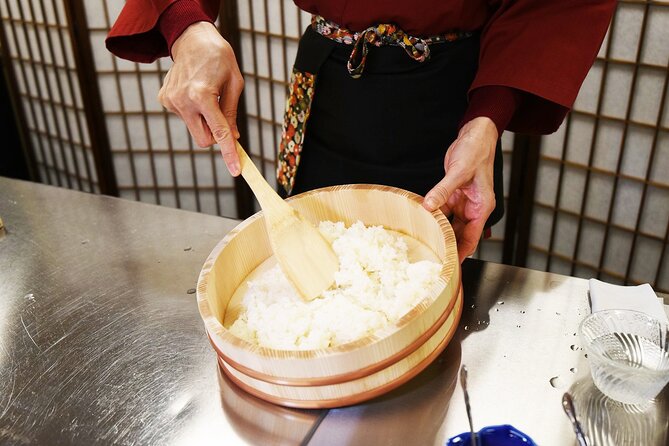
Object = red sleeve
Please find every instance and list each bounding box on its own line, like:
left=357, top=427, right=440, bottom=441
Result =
left=460, top=86, right=521, bottom=135
left=470, top=0, right=616, bottom=134
left=105, top=0, right=219, bottom=63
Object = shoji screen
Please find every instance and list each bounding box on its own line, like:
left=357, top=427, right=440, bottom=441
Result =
left=527, top=1, right=669, bottom=292
left=92, top=0, right=238, bottom=216
left=237, top=0, right=308, bottom=196
left=0, top=0, right=98, bottom=192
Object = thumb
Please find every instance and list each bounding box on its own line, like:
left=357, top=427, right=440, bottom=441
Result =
left=422, top=165, right=468, bottom=212
left=201, top=99, right=240, bottom=176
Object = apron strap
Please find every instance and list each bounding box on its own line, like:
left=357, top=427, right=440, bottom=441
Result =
left=277, top=28, right=335, bottom=195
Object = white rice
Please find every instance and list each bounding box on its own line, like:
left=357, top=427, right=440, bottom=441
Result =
left=229, top=221, right=442, bottom=350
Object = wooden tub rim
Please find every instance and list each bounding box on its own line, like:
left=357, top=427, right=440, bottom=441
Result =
left=196, top=184, right=458, bottom=360
left=218, top=288, right=464, bottom=409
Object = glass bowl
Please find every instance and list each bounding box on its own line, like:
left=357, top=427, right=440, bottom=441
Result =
left=579, top=309, right=669, bottom=405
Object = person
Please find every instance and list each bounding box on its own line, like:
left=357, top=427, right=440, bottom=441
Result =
left=107, top=0, right=616, bottom=262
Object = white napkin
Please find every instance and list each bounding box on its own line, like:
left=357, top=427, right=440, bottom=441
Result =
left=589, top=279, right=669, bottom=324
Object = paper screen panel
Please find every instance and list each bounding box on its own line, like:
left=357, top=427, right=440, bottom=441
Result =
left=92, top=0, right=237, bottom=217
left=0, top=0, right=97, bottom=191
left=527, top=0, right=669, bottom=292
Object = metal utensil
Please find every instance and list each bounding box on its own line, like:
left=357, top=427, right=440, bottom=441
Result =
left=460, top=365, right=477, bottom=446
left=562, top=392, right=589, bottom=446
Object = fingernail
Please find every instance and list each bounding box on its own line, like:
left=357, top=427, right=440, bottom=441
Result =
left=425, top=196, right=438, bottom=210
left=230, top=162, right=240, bottom=176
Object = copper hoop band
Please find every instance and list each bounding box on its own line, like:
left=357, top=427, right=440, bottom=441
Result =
left=209, top=282, right=461, bottom=387
left=218, top=288, right=463, bottom=409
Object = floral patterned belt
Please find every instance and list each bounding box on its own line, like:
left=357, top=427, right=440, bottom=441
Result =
left=277, top=16, right=473, bottom=195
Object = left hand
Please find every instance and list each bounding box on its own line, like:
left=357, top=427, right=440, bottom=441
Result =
left=422, top=117, right=498, bottom=263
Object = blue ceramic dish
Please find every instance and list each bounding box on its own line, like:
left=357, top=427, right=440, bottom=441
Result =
left=447, top=424, right=536, bottom=446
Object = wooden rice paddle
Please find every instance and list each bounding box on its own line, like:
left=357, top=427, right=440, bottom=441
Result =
left=235, top=141, right=339, bottom=301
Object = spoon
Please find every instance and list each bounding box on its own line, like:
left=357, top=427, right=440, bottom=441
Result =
left=460, top=365, right=478, bottom=446
left=561, top=392, right=589, bottom=446
left=235, top=141, right=339, bottom=301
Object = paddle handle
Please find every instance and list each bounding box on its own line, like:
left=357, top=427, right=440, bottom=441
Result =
left=236, top=141, right=289, bottom=215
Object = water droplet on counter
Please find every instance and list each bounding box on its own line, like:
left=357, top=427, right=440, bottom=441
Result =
left=495, top=308, right=499, bottom=312
left=516, top=325, right=521, bottom=328
left=81, top=239, right=89, bottom=244
left=549, top=376, right=565, bottom=388
left=184, top=246, right=192, bottom=251
left=573, top=333, right=577, bottom=336
left=24, top=293, right=35, bottom=300
left=464, top=325, right=470, bottom=331
left=556, top=312, right=561, bottom=316
left=520, top=310, right=526, bottom=314
left=497, top=301, right=505, bottom=305
left=470, top=304, right=477, bottom=309
left=570, top=345, right=578, bottom=351
left=570, top=367, right=577, bottom=373
left=584, top=354, right=588, bottom=359
left=186, top=288, right=196, bottom=295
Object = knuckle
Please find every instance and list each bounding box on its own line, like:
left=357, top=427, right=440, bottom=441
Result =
left=481, top=189, right=496, bottom=209
left=211, top=126, right=231, bottom=142
left=221, top=40, right=237, bottom=58
left=222, top=109, right=237, bottom=119
left=159, top=96, right=170, bottom=110
left=162, top=102, right=175, bottom=113
left=432, top=184, right=451, bottom=203
left=234, top=74, right=245, bottom=90
left=158, top=87, right=170, bottom=107
left=186, top=88, right=204, bottom=103
left=460, top=166, right=476, bottom=181
left=487, top=195, right=497, bottom=211
left=194, top=136, right=210, bottom=148
left=169, top=92, right=186, bottom=109
left=219, top=38, right=232, bottom=52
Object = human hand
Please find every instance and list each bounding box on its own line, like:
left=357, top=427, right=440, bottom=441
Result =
left=422, top=117, right=498, bottom=263
left=158, top=21, right=244, bottom=176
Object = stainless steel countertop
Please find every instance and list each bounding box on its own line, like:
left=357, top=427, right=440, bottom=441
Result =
left=1, top=177, right=667, bottom=446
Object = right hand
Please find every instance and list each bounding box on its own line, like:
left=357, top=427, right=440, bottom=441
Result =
left=422, top=117, right=498, bottom=263
left=158, top=21, right=244, bottom=176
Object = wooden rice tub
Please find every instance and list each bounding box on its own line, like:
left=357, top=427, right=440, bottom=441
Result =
left=197, top=184, right=461, bottom=408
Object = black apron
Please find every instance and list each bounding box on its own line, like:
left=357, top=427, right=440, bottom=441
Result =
left=280, top=25, right=504, bottom=228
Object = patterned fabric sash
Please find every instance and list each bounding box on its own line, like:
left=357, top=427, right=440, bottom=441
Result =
left=312, top=15, right=472, bottom=79
left=277, top=16, right=472, bottom=195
